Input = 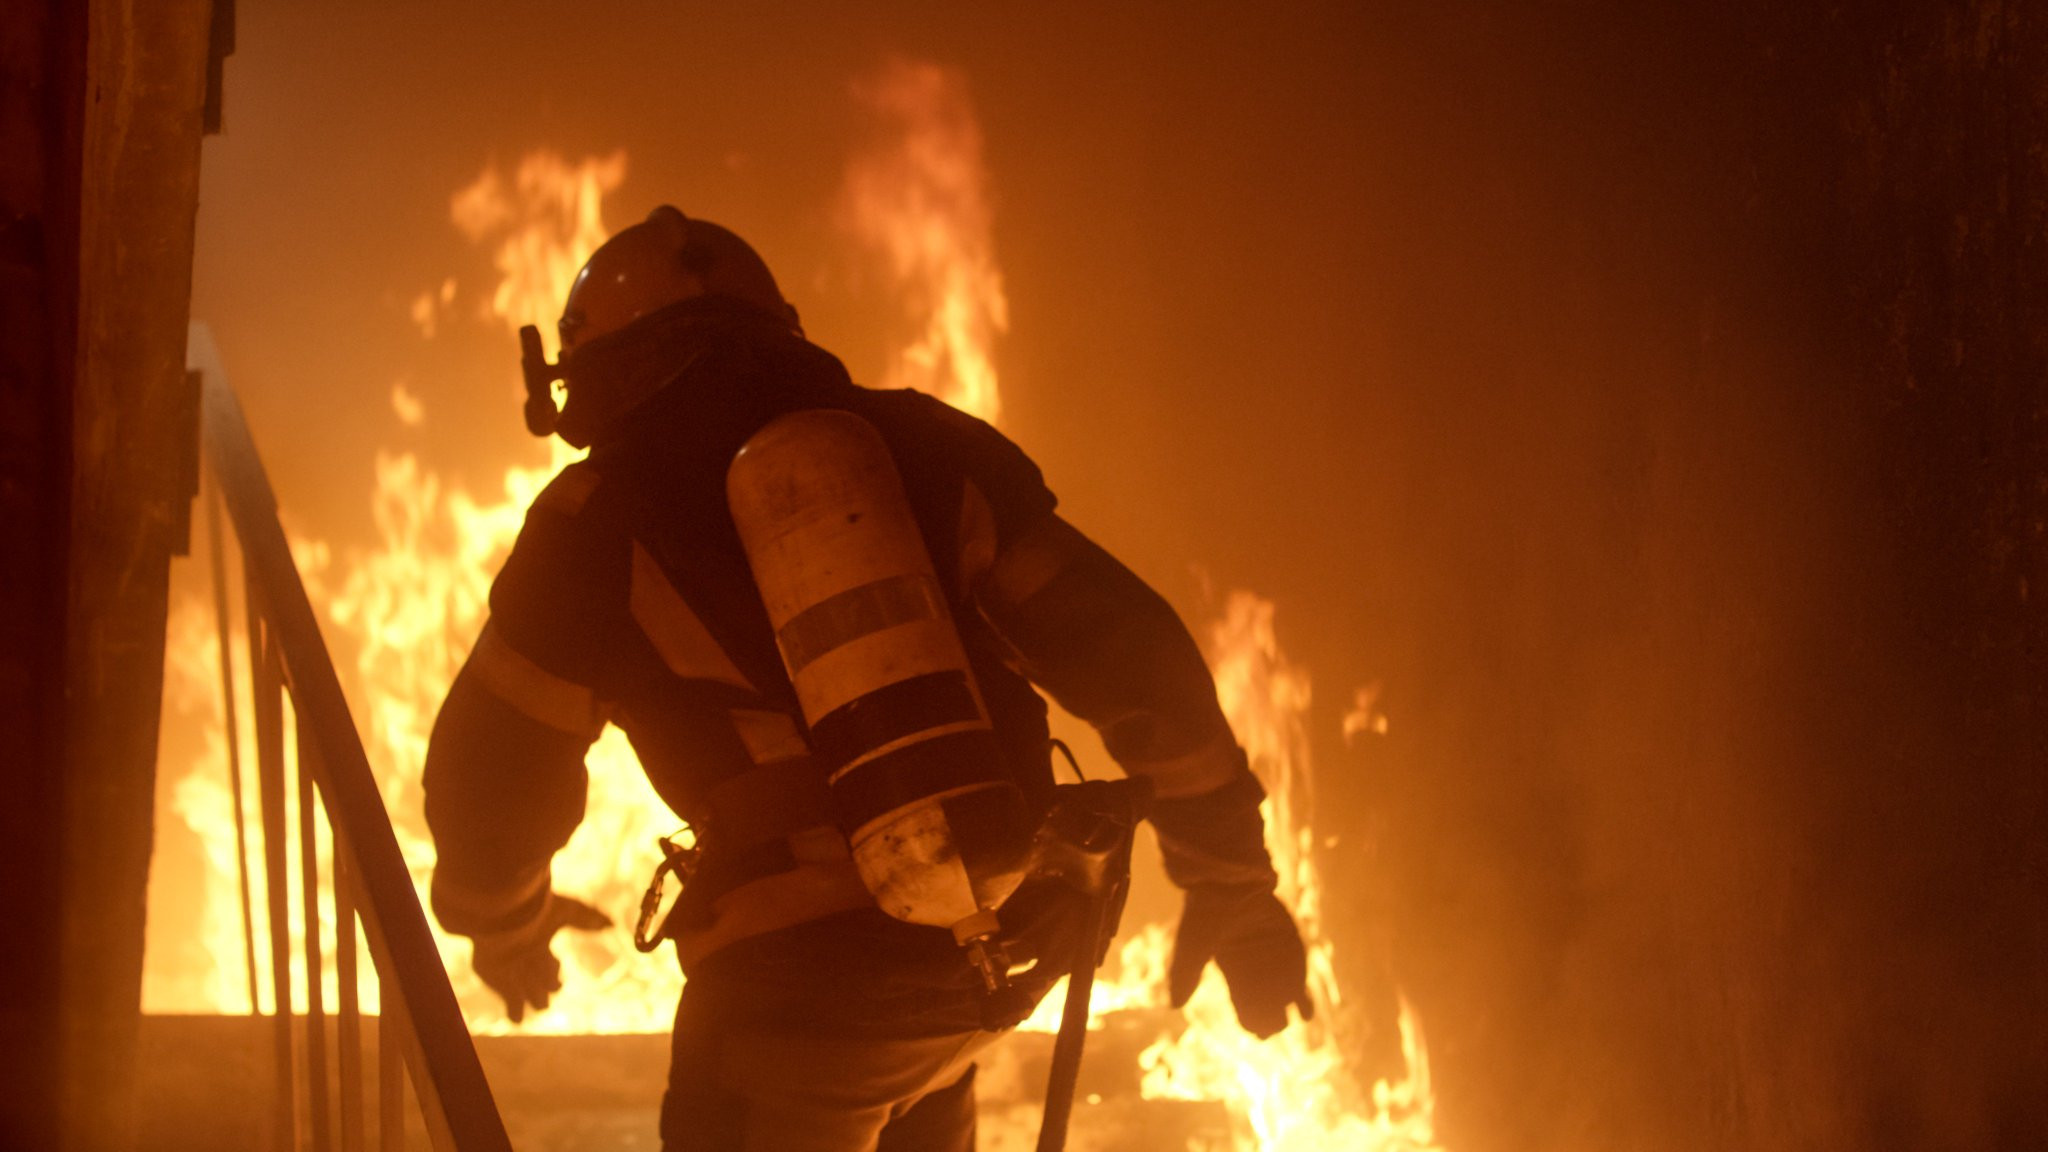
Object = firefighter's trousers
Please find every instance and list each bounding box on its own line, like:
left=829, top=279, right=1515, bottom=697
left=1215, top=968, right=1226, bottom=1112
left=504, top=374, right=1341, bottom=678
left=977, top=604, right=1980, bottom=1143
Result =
left=660, top=982, right=1002, bottom=1152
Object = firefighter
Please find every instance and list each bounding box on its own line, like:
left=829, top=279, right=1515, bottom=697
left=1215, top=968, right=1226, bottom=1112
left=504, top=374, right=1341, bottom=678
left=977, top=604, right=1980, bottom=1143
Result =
left=423, top=206, right=1311, bottom=1152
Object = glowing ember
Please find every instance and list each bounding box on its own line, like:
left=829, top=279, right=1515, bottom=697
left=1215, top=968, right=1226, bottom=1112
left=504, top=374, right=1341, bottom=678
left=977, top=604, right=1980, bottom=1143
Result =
left=1343, top=681, right=1392, bottom=744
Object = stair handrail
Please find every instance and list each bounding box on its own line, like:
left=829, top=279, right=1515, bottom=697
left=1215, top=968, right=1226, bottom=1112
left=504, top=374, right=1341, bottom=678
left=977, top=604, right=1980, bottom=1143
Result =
left=195, top=341, right=513, bottom=1152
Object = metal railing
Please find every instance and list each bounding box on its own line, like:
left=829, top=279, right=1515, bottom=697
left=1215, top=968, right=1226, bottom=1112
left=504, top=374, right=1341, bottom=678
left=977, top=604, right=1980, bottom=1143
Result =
left=192, top=334, right=512, bottom=1152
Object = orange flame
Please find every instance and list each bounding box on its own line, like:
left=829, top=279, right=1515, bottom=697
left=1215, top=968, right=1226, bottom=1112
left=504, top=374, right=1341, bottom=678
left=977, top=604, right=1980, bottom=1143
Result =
left=148, top=570, right=355, bottom=1020
left=840, top=58, right=1008, bottom=425
left=319, top=149, right=681, bottom=1033
left=148, top=62, right=1445, bottom=1151
left=842, top=61, right=1441, bottom=1148
left=147, top=151, right=682, bottom=1034
left=1001, top=595, right=1440, bottom=1149
left=1136, top=593, right=1439, bottom=1149
left=451, top=149, right=625, bottom=359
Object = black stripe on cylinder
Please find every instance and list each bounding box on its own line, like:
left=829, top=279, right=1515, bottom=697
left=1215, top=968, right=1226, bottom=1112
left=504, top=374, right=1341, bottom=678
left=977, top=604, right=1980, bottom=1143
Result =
left=775, top=572, right=944, bottom=675
left=808, top=669, right=984, bottom=772
left=830, top=729, right=1015, bottom=833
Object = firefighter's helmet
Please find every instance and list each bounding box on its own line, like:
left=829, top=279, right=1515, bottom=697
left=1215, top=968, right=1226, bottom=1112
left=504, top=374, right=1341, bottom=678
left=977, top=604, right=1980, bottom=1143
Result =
left=559, top=205, right=799, bottom=352
left=519, top=206, right=799, bottom=443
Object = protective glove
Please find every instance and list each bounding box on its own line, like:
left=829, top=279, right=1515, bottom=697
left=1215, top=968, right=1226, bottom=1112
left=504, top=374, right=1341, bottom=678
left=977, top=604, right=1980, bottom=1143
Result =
left=1167, top=882, right=1313, bottom=1039
left=469, top=892, right=613, bottom=1024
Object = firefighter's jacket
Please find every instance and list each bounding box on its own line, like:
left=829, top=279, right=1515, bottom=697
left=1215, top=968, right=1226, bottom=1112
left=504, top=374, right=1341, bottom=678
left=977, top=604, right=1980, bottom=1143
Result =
left=424, top=301, right=1252, bottom=1022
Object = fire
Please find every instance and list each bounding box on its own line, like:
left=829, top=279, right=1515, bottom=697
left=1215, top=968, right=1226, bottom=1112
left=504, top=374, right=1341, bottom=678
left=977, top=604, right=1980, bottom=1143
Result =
left=1003, top=595, right=1439, bottom=1150
left=1134, top=593, right=1438, bottom=1149
left=451, top=149, right=625, bottom=360
left=149, top=151, right=682, bottom=1034
left=312, top=149, right=681, bottom=1033
left=841, top=62, right=1440, bottom=1148
left=149, top=596, right=262, bottom=1016
left=148, top=55, right=1444, bottom=1151
left=149, top=579, right=352, bottom=1019
left=840, top=58, right=1008, bottom=425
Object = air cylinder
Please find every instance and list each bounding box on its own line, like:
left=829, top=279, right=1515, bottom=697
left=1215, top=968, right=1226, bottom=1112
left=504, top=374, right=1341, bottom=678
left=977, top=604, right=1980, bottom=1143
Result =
left=727, top=408, right=1032, bottom=947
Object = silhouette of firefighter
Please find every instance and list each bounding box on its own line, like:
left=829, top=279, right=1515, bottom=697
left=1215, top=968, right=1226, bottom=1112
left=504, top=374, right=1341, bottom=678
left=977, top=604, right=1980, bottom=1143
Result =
left=423, top=206, right=1311, bottom=1151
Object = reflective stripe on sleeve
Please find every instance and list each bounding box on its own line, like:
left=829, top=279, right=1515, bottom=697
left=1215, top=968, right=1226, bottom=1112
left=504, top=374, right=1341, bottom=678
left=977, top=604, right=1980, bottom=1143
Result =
left=1154, top=835, right=1282, bottom=889
left=469, top=622, right=606, bottom=739
left=1121, top=729, right=1246, bottom=799
left=429, top=860, right=551, bottom=935
left=955, top=479, right=1000, bottom=595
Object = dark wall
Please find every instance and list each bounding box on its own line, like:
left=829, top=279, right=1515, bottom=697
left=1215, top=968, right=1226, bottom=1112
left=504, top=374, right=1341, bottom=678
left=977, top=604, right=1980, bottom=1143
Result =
left=0, top=2, right=86, bottom=1148
left=1821, top=1, right=2048, bottom=1143
left=1354, top=5, right=2048, bottom=1149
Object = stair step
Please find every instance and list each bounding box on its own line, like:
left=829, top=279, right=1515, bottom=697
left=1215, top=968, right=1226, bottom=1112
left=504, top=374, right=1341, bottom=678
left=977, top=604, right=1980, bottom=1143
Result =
left=136, top=1011, right=1231, bottom=1151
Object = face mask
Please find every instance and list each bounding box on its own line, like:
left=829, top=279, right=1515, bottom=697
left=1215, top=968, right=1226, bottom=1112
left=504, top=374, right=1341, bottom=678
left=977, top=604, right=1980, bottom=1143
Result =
left=521, top=296, right=800, bottom=447
left=552, top=321, right=701, bottom=447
